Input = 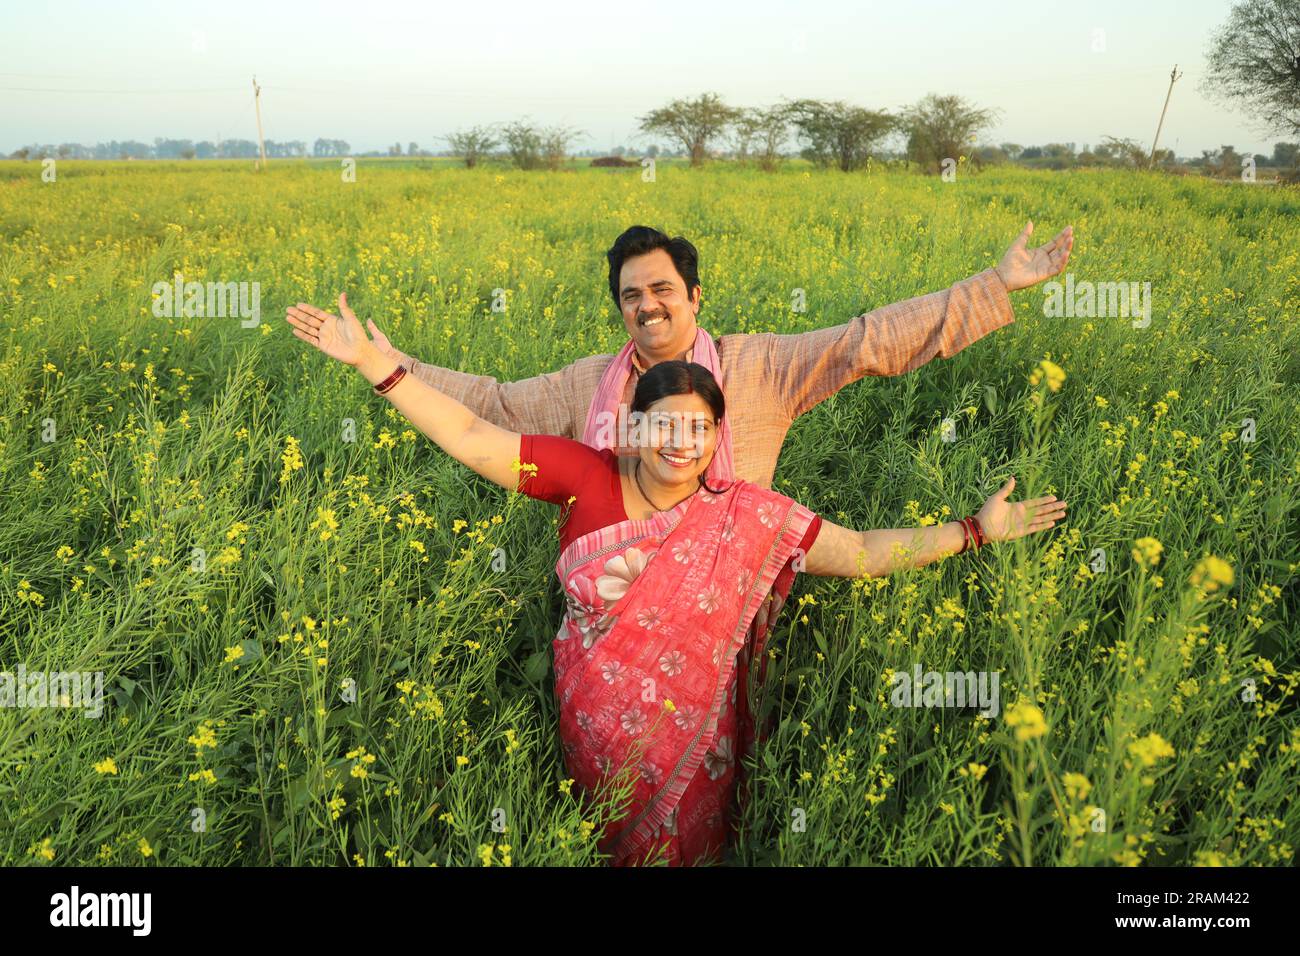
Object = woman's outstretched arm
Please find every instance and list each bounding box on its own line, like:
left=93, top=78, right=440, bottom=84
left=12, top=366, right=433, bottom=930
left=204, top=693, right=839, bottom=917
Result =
left=292, top=292, right=522, bottom=490
left=802, top=478, right=1066, bottom=578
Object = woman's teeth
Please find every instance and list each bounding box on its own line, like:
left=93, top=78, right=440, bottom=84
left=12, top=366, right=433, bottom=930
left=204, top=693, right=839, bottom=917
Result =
left=660, top=451, right=693, bottom=467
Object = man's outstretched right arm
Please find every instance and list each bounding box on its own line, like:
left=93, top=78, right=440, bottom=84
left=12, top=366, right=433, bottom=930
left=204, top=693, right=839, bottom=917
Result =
left=388, top=346, right=577, bottom=438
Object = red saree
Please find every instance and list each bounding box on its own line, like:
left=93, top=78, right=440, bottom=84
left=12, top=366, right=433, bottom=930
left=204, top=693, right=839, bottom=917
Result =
left=544, top=469, right=817, bottom=866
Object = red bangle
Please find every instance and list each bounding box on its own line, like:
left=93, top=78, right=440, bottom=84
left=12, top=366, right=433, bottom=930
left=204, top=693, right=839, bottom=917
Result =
left=957, top=519, right=971, bottom=554
left=969, top=516, right=986, bottom=550
left=373, top=364, right=407, bottom=395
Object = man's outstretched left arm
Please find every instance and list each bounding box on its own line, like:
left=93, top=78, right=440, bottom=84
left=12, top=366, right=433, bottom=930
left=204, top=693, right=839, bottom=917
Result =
left=767, top=221, right=1073, bottom=419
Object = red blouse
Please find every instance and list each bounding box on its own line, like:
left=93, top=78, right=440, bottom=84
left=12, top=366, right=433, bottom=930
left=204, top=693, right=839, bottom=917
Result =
left=515, top=434, right=822, bottom=555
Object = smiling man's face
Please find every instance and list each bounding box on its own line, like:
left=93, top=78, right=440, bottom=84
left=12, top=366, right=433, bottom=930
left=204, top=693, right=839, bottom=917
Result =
left=618, top=248, right=701, bottom=364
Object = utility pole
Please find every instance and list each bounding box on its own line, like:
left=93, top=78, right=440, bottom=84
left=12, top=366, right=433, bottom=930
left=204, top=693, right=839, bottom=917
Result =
left=252, top=76, right=267, bottom=171
left=1149, top=64, right=1182, bottom=169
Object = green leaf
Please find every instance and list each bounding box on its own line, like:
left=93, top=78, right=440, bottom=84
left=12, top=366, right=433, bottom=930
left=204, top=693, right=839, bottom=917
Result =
left=984, top=384, right=998, bottom=415
left=523, top=648, right=550, bottom=682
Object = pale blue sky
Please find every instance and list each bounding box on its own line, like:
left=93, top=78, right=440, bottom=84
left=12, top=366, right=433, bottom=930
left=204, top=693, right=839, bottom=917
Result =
left=0, top=0, right=1283, bottom=157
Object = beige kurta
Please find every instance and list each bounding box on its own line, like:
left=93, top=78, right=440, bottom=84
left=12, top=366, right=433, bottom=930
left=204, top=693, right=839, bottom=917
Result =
left=389, top=268, right=1014, bottom=490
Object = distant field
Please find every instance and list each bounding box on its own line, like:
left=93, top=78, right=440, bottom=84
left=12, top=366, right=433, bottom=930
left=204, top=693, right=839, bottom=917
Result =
left=1, top=160, right=1296, bottom=866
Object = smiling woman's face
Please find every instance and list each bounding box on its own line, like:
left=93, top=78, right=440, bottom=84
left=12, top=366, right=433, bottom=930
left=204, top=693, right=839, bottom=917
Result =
left=634, top=392, right=718, bottom=489
left=618, top=248, right=701, bottom=362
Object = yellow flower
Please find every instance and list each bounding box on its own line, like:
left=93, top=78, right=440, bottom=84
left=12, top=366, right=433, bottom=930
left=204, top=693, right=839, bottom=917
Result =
left=223, top=644, right=245, bottom=664
left=138, top=837, right=153, bottom=858
left=958, top=762, right=987, bottom=781
left=29, top=837, right=55, bottom=861
left=310, top=507, right=339, bottom=541
left=188, top=768, right=217, bottom=785
left=663, top=698, right=676, bottom=712
left=1131, top=537, right=1163, bottom=570
left=279, top=435, right=304, bottom=484
left=558, top=777, right=575, bottom=795
left=1005, top=700, right=1047, bottom=741
left=1128, top=732, right=1175, bottom=767
left=1029, top=358, right=1066, bottom=392
left=1094, top=395, right=1109, bottom=408
left=187, top=720, right=218, bottom=754
left=93, top=757, right=119, bottom=775
left=1190, top=555, right=1233, bottom=592
left=1062, top=772, right=1092, bottom=800
left=456, top=755, right=470, bottom=767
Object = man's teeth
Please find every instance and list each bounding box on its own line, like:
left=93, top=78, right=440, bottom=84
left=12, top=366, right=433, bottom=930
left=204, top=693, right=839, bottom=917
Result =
left=643, top=316, right=666, bottom=326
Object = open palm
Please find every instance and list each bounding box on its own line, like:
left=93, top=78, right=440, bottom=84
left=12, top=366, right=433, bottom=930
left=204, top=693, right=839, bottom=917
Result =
left=996, top=221, right=1074, bottom=292
left=976, top=477, right=1067, bottom=542
left=286, top=293, right=398, bottom=367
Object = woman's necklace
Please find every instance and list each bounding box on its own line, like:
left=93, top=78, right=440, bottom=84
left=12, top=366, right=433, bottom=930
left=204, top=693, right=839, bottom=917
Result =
left=634, top=459, right=693, bottom=514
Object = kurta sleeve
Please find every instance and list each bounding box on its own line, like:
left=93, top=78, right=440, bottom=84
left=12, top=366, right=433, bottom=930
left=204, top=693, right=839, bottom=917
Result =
left=387, top=348, right=579, bottom=438
left=765, top=268, right=1014, bottom=420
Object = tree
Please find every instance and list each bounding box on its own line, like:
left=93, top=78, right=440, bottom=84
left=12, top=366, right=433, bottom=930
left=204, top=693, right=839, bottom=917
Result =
left=752, top=105, right=791, bottom=172
left=727, top=106, right=790, bottom=170
left=1201, top=0, right=1300, bottom=137
left=974, top=144, right=1010, bottom=165
left=1273, top=141, right=1300, bottom=167
left=785, top=98, right=894, bottom=171
left=638, top=92, right=740, bottom=166
left=313, top=138, right=350, bottom=157
left=446, top=126, right=499, bottom=168
left=1000, top=142, right=1024, bottom=161
left=900, top=93, right=1000, bottom=173
left=541, top=125, right=582, bottom=170
left=502, top=120, right=543, bottom=170
left=1211, top=144, right=1245, bottom=176
left=728, top=107, right=762, bottom=163
left=1096, top=135, right=1148, bottom=167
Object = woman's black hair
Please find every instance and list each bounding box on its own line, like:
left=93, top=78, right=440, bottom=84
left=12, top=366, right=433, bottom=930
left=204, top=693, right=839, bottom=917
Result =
left=606, top=226, right=701, bottom=310
left=631, top=360, right=729, bottom=495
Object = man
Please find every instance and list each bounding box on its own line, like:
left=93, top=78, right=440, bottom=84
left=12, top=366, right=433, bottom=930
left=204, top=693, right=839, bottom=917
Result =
left=286, top=220, right=1072, bottom=490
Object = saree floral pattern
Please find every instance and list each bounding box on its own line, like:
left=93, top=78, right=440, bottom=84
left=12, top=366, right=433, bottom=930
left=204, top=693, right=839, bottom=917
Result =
left=550, top=477, right=815, bottom=866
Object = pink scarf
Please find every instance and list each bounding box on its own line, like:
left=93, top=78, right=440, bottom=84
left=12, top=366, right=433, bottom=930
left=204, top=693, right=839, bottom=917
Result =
left=580, top=327, right=736, bottom=484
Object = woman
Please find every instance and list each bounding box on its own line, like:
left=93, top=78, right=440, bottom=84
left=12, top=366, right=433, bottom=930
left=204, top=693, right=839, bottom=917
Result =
left=297, top=294, right=1067, bottom=867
